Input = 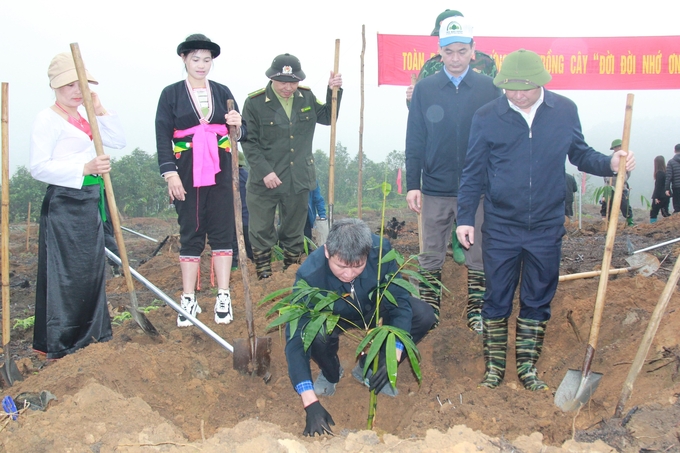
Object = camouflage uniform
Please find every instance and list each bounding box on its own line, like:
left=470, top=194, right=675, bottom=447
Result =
left=416, top=50, right=498, bottom=81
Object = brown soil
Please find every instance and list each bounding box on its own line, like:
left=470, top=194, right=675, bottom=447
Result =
left=1, top=209, right=680, bottom=452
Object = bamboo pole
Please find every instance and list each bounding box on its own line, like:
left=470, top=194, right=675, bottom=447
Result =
left=411, top=73, right=424, bottom=253
left=2, top=83, right=10, bottom=348
left=327, top=39, right=340, bottom=227
left=357, top=26, right=365, bottom=220
left=26, top=202, right=30, bottom=251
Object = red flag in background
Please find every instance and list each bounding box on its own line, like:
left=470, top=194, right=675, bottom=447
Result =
left=397, top=168, right=402, bottom=194
left=581, top=172, right=587, bottom=194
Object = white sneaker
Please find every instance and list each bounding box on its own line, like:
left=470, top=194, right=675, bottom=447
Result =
left=214, top=289, right=233, bottom=324
left=177, top=293, right=201, bottom=327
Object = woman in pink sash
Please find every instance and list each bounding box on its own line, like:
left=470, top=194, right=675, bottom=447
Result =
left=155, top=34, right=245, bottom=327
left=30, top=52, right=126, bottom=359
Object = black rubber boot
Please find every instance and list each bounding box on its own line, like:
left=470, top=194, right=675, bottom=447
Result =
left=480, top=318, right=508, bottom=389
left=418, top=269, right=442, bottom=329
left=515, top=317, right=549, bottom=391
left=466, top=269, right=485, bottom=334
left=252, top=249, right=272, bottom=280
left=282, top=249, right=303, bottom=271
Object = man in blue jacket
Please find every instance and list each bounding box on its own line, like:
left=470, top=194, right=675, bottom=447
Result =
left=405, top=15, right=501, bottom=331
left=456, top=49, right=636, bottom=392
left=304, top=181, right=327, bottom=244
left=285, top=218, right=435, bottom=436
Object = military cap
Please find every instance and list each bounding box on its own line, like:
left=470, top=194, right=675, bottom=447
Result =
left=265, top=53, right=306, bottom=82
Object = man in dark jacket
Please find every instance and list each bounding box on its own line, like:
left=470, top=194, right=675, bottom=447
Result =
left=242, top=54, right=342, bottom=279
left=665, top=144, right=680, bottom=213
left=285, top=218, right=435, bottom=436
left=456, top=49, right=635, bottom=392
left=405, top=15, right=501, bottom=331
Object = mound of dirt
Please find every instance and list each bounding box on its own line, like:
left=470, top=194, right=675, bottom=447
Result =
left=1, top=209, right=679, bottom=452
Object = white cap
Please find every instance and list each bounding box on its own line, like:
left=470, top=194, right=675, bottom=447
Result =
left=439, top=16, right=473, bottom=47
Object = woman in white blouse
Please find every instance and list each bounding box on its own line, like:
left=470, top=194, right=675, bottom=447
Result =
left=29, top=52, right=126, bottom=359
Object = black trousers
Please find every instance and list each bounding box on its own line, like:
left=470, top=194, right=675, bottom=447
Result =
left=309, top=296, right=436, bottom=384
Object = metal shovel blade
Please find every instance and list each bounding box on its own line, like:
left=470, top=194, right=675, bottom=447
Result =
left=554, top=368, right=603, bottom=412
left=625, top=252, right=660, bottom=277
left=0, top=352, right=23, bottom=388
left=233, top=336, right=272, bottom=378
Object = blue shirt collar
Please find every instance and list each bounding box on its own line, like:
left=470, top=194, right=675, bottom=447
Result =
left=443, top=65, right=470, bottom=87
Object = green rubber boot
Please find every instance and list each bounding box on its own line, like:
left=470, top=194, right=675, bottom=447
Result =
left=515, top=317, right=550, bottom=391
left=451, top=226, right=466, bottom=265
left=466, top=270, right=485, bottom=334
left=282, top=249, right=303, bottom=271
left=419, top=269, right=442, bottom=329
left=479, top=318, right=508, bottom=389
left=252, top=249, right=272, bottom=280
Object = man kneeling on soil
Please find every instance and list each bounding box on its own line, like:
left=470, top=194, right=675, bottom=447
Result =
left=285, top=218, right=436, bottom=436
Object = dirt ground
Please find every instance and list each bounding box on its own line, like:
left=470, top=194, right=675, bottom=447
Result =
left=1, top=207, right=680, bottom=452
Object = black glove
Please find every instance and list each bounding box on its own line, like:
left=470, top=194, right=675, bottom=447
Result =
left=368, top=352, right=391, bottom=394
left=303, top=401, right=334, bottom=436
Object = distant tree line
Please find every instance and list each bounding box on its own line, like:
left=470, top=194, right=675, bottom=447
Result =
left=313, top=142, right=407, bottom=215
left=7, top=148, right=168, bottom=222
left=5, top=144, right=409, bottom=222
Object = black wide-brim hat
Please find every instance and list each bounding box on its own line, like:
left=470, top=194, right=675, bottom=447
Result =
left=177, top=33, right=221, bottom=58
left=265, top=53, right=306, bottom=82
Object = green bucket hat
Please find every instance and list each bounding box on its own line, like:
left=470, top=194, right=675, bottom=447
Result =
left=430, top=9, right=464, bottom=36
left=493, top=49, right=552, bottom=90
left=610, top=139, right=622, bottom=150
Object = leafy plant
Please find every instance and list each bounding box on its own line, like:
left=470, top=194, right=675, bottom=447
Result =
left=12, top=316, right=35, bottom=330
left=111, top=311, right=132, bottom=326
left=112, top=300, right=162, bottom=325
left=639, top=195, right=651, bottom=210
left=260, top=175, right=441, bottom=430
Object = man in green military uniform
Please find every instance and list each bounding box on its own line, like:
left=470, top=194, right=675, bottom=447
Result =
left=242, top=53, right=343, bottom=279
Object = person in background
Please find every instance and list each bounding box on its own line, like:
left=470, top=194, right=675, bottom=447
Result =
left=564, top=173, right=577, bottom=218
left=285, top=219, right=436, bottom=437
left=405, top=15, right=501, bottom=331
left=242, top=53, right=342, bottom=279
left=603, top=139, right=634, bottom=226
left=456, top=49, right=635, bottom=392
left=232, top=151, right=253, bottom=269
left=30, top=52, right=125, bottom=359
left=665, top=144, right=680, bottom=213
left=304, top=181, right=327, bottom=244
left=649, top=156, right=670, bottom=222
left=155, top=33, right=245, bottom=327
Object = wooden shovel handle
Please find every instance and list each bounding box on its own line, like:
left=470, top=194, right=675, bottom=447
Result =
left=328, top=39, right=340, bottom=211
left=70, top=43, right=138, bottom=309
left=582, top=93, right=634, bottom=376
left=227, top=100, right=256, bottom=357
left=614, top=252, right=680, bottom=417
left=558, top=266, right=636, bottom=282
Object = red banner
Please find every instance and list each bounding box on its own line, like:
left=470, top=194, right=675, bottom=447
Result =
left=377, top=34, right=680, bottom=89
